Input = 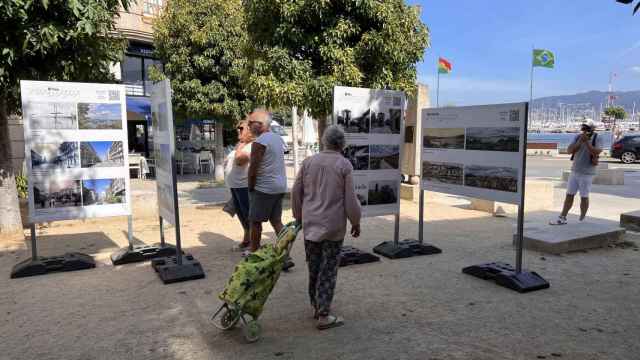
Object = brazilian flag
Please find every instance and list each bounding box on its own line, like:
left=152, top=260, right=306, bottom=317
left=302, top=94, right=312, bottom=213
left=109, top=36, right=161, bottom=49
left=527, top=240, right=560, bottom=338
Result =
left=533, top=49, right=555, bottom=68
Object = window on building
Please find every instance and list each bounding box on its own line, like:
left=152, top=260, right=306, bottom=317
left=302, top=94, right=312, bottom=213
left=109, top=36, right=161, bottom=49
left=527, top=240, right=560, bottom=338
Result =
left=122, top=55, right=144, bottom=96
left=143, top=0, right=163, bottom=17
left=144, top=59, right=163, bottom=97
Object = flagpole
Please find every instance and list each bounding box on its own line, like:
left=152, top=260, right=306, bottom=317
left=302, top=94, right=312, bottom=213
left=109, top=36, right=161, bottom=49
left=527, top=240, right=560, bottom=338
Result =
left=529, top=46, right=535, bottom=126
left=436, top=67, right=440, bottom=107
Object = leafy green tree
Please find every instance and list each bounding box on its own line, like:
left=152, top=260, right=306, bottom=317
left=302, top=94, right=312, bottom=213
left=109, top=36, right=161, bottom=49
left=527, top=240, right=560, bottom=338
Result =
left=604, top=106, right=627, bottom=120
left=152, top=0, right=253, bottom=180
left=0, top=0, right=129, bottom=234
left=243, top=0, right=430, bottom=140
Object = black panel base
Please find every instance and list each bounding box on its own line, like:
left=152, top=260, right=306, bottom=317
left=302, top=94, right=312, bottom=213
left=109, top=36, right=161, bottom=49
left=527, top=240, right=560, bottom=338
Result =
left=111, top=244, right=179, bottom=265
left=462, top=262, right=550, bottom=293
left=11, top=252, right=95, bottom=279
left=373, top=239, right=442, bottom=259
left=151, top=254, right=205, bottom=284
left=339, top=246, right=380, bottom=267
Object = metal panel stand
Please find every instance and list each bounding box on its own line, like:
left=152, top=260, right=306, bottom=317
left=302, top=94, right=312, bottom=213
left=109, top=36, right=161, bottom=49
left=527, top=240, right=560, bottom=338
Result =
left=150, top=145, right=204, bottom=284
left=462, top=104, right=549, bottom=293
left=374, top=190, right=441, bottom=259
left=11, top=224, right=95, bottom=279
left=111, top=216, right=178, bottom=265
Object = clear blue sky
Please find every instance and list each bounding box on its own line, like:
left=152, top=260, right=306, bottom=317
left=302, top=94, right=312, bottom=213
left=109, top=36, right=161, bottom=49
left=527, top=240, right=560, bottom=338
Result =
left=87, top=141, right=112, bottom=160
left=409, top=1, right=640, bottom=105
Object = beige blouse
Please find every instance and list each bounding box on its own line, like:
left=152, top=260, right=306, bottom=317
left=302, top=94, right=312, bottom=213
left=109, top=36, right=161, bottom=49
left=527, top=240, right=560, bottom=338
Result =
left=291, top=150, right=362, bottom=242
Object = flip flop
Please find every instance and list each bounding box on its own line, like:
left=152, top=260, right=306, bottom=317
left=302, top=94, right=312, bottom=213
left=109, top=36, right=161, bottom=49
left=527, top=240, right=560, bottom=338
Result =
left=317, top=315, right=344, bottom=330
left=549, top=218, right=567, bottom=225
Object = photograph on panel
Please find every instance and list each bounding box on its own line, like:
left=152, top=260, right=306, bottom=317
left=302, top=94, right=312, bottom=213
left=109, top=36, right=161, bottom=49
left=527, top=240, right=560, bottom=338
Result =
left=370, top=109, right=401, bottom=134
left=465, top=127, right=520, bottom=152
left=31, top=142, right=80, bottom=170
left=80, top=141, right=124, bottom=168
left=368, top=180, right=398, bottom=205
left=28, top=102, right=78, bottom=130
left=423, top=128, right=465, bottom=149
left=336, top=108, right=370, bottom=134
left=422, top=161, right=464, bottom=185
left=157, top=181, right=174, bottom=213
left=82, top=178, right=126, bottom=206
left=77, top=103, right=123, bottom=130
left=353, top=177, right=369, bottom=206
left=369, top=145, right=400, bottom=170
left=343, top=145, right=369, bottom=171
left=464, top=165, right=518, bottom=192
left=33, top=179, right=82, bottom=209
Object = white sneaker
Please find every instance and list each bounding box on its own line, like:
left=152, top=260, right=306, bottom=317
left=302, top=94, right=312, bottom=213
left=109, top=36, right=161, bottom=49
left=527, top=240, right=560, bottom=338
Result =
left=549, top=216, right=567, bottom=225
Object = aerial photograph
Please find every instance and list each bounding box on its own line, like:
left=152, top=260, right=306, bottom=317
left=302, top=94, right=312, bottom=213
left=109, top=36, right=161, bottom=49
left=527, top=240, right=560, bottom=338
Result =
left=422, top=161, right=464, bottom=185
left=465, top=127, right=520, bottom=152
left=28, top=102, right=78, bottom=130
left=464, top=165, right=518, bottom=192
left=423, top=128, right=465, bottom=149
left=77, top=103, right=123, bottom=129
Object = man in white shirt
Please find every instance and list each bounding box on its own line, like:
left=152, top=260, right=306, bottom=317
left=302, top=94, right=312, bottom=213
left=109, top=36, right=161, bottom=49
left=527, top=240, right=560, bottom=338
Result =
left=247, top=109, right=288, bottom=257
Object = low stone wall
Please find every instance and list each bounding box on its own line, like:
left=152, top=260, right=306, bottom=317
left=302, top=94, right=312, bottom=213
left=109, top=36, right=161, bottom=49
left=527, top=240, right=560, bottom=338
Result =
left=468, top=180, right=554, bottom=216
left=561, top=166, right=624, bottom=185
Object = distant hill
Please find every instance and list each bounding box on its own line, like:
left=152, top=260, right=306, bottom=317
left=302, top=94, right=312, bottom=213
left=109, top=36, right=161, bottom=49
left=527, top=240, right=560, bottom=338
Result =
left=534, top=90, right=640, bottom=112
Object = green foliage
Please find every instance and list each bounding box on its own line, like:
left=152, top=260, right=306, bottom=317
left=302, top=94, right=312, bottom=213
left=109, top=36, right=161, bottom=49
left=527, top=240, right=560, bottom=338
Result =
left=0, top=0, right=129, bottom=113
left=243, top=0, right=430, bottom=119
left=604, top=106, right=627, bottom=120
left=15, top=173, right=28, bottom=199
left=152, top=0, right=253, bottom=125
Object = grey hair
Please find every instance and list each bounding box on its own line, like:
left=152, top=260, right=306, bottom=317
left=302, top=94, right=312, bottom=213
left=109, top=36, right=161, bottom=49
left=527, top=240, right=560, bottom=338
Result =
left=322, top=125, right=346, bottom=150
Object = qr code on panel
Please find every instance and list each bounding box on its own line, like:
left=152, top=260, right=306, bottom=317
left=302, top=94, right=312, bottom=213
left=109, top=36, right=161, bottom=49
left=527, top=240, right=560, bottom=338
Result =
left=509, top=109, right=519, bottom=122
left=393, top=97, right=401, bottom=106
left=109, top=90, right=120, bottom=101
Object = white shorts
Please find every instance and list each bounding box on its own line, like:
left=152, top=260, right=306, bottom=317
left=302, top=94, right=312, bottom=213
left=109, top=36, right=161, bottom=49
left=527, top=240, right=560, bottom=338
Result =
left=567, top=173, right=594, bottom=197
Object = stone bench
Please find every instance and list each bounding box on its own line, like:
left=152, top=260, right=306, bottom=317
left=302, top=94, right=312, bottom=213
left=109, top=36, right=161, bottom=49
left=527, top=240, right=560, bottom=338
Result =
left=561, top=168, right=624, bottom=185
left=468, top=180, right=554, bottom=216
left=620, top=211, right=640, bottom=232
left=513, top=217, right=625, bottom=254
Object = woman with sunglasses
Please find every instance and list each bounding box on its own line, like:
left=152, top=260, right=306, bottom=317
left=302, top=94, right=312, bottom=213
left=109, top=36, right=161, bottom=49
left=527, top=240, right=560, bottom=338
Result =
left=224, top=120, right=255, bottom=250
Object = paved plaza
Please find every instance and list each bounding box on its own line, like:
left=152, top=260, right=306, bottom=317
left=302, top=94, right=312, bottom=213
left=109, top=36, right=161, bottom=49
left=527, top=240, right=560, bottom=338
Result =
left=1, top=157, right=639, bottom=360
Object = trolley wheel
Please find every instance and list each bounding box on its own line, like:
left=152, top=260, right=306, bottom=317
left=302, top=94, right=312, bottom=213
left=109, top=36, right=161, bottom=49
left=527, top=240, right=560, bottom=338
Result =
left=243, top=320, right=262, bottom=343
left=213, top=307, right=240, bottom=331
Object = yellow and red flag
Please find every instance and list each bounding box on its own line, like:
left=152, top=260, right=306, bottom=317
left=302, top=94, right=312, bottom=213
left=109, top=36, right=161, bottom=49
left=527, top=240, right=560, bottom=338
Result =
left=438, top=57, right=452, bottom=74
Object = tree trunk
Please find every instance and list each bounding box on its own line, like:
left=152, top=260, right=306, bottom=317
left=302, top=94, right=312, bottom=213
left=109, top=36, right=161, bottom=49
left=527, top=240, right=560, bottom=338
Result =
left=214, top=121, right=225, bottom=182
left=317, top=114, right=329, bottom=151
left=0, top=96, right=23, bottom=235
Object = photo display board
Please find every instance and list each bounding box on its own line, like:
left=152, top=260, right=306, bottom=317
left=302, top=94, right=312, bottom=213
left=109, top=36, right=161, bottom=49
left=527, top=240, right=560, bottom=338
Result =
left=420, top=103, right=527, bottom=205
left=21, top=81, right=131, bottom=223
left=150, top=79, right=178, bottom=226
left=333, top=86, right=405, bottom=217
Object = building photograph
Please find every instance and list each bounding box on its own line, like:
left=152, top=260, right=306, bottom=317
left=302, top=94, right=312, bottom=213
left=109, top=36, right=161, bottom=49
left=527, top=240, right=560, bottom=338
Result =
left=422, top=161, right=464, bottom=185
left=464, top=165, right=518, bottom=193
left=31, top=142, right=79, bottom=170
left=343, top=145, right=369, bottom=171
left=80, top=141, right=124, bottom=168
left=33, top=179, right=82, bottom=209
left=368, top=180, right=398, bottom=205
left=466, top=127, right=520, bottom=152
left=82, top=178, right=126, bottom=206
left=423, top=128, right=465, bottom=149
left=369, top=145, right=400, bottom=170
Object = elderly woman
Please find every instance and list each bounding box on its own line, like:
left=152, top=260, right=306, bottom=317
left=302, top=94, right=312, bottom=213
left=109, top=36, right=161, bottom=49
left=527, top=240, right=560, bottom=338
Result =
left=224, top=120, right=255, bottom=250
left=291, top=125, right=361, bottom=330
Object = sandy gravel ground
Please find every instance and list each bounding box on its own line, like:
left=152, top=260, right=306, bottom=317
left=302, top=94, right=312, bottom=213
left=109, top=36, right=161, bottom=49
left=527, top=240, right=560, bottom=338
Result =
left=1, top=181, right=640, bottom=360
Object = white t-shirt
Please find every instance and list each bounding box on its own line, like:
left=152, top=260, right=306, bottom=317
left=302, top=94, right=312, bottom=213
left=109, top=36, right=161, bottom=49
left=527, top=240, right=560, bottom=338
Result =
left=225, top=142, right=252, bottom=188
left=255, top=131, right=287, bottom=194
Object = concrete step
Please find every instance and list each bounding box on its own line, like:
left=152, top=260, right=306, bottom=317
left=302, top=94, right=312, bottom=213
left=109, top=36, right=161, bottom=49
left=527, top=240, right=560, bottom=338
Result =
left=514, top=214, right=625, bottom=254
left=620, top=211, right=640, bottom=232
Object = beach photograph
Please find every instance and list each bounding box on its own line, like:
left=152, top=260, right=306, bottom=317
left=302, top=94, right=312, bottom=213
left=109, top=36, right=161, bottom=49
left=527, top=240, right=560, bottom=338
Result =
left=465, top=127, right=520, bottom=152
left=368, top=180, right=398, bottom=205
left=80, top=141, right=124, bottom=168
left=422, top=161, right=464, bottom=185
left=28, top=102, right=78, bottom=130
left=423, top=128, right=465, bottom=149
left=369, top=145, right=400, bottom=170
left=82, top=178, right=126, bottom=206
left=31, top=142, right=79, bottom=170
left=77, top=103, right=123, bottom=129
left=464, top=165, right=518, bottom=193
left=336, top=108, right=370, bottom=134
left=343, top=145, right=369, bottom=171
left=33, top=179, right=82, bottom=209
